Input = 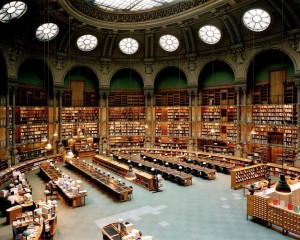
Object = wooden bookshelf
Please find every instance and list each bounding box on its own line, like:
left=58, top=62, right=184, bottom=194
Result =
left=155, top=106, right=189, bottom=140
left=16, top=87, right=47, bottom=106
left=16, top=125, right=48, bottom=144
left=109, top=92, right=145, bottom=107
left=155, top=91, right=189, bottom=106
left=0, top=154, right=62, bottom=188
left=231, top=164, right=268, bottom=189
left=16, top=107, right=48, bottom=125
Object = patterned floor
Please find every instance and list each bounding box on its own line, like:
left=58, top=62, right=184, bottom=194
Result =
left=0, top=162, right=295, bottom=240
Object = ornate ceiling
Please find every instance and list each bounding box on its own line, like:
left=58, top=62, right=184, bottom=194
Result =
left=0, top=0, right=300, bottom=63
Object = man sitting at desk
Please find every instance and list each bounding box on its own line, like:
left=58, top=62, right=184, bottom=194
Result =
left=7, top=191, right=18, bottom=206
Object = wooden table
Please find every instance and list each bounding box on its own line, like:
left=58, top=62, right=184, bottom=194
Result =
left=39, top=164, right=87, bottom=207
left=113, top=153, right=193, bottom=186
left=92, top=156, right=154, bottom=190
left=65, top=159, right=132, bottom=202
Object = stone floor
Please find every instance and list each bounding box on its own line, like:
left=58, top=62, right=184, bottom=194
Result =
left=0, top=161, right=296, bottom=240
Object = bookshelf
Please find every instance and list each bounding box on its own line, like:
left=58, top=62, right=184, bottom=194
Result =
left=230, top=164, right=268, bottom=189
left=61, top=107, right=99, bottom=139
left=16, top=125, right=48, bottom=144
left=16, top=87, right=47, bottom=106
left=16, top=107, right=48, bottom=125
left=155, top=91, right=189, bottom=106
left=154, top=106, right=189, bottom=148
left=108, top=92, right=145, bottom=107
left=108, top=102, right=146, bottom=148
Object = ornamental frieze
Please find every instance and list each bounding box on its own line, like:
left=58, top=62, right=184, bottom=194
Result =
left=70, top=0, right=208, bottom=23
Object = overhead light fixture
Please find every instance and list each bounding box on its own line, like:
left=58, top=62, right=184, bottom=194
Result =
left=250, top=128, right=257, bottom=135
left=125, top=165, right=136, bottom=180
left=65, top=149, right=74, bottom=159
left=275, top=174, right=291, bottom=195
left=45, top=141, right=52, bottom=150
left=41, top=135, right=48, bottom=142
left=53, top=131, right=58, bottom=138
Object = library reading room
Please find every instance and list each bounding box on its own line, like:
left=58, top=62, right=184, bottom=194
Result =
left=1, top=0, right=300, bottom=239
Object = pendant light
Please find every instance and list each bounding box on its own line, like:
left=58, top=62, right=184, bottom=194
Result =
left=250, top=128, right=257, bottom=135
left=275, top=174, right=291, bottom=195
left=125, top=165, right=136, bottom=180
left=275, top=0, right=291, bottom=196
left=45, top=141, right=52, bottom=150
left=65, top=149, right=74, bottom=159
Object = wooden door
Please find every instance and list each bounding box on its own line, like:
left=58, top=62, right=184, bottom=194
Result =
left=269, top=69, right=286, bottom=104
left=71, top=81, right=85, bottom=106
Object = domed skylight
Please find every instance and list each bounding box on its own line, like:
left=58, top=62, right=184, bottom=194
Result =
left=119, top=38, right=139, bottom=55
left=0, top=1, right=27, bottom=23
left=36, top=23, right=59, bottom=42
left=199, top=25, right=221, bottom=45
left=77, top=34, right=98, bottom=51
left=243, top=9, right=271, bottom=32
left=91, top=0, right=174, bottom=11
left=159, top=35, right=179, bottom=52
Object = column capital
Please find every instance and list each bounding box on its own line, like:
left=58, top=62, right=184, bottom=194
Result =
left=187, top=85, right=198, bottom=95
left=53, top=86, right=64, bottom=95
left=234, top=83, right=246, bottom=92
left=99, top=87, right=110, bottom=97
left=143, top=87, right=154, bottom=96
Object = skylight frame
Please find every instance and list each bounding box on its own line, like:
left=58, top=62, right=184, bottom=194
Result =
left=77, top=34, right=98, bottom=51
left=36, top=23, right=59, bottom=42
left=159, top=34, right=179, bottom=52
left=198, top=25, right=222, bottom=45
left=243, top=8, right=271, bottom=32
left=0, top=1, right=27, bottom=23
left=119, top=37, right=139, bottom=55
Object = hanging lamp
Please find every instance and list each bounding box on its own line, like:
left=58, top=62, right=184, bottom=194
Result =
left=125, top=165, right=136, bottom=180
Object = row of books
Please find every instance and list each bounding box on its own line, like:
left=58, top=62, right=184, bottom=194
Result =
left=273, top=199, right=299, bottom=212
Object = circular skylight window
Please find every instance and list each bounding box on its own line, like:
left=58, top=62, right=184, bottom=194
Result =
left=159, top=35, right=179, bottom=52
left=0, top=1, right=27, bottom=23
left=199, top=25, right=221, bottom=45
left=77, top=34, right=98, bottom=51
left=243, top=9, right=271, bottom=32
left=119, top=38, right=139, bottom=55
left=36, top=23, right=59, bottom=41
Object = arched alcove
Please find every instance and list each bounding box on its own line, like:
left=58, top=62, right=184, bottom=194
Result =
left=247, top=49, right=296, bottom=104
left=64, top=66, right=99, bottom=106
left=198, top=60, right=235, bottom=90
left=110, top=68, right=143, bottom=90
left=17, top=58, right=53, bottom=106
left=154, top=66, right=187, bottom=90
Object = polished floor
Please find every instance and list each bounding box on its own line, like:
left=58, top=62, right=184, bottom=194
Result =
left=0, top=160, right=297, bottom=240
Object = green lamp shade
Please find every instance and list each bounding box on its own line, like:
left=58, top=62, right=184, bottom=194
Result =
left=275, top=174, right=292, bottom=195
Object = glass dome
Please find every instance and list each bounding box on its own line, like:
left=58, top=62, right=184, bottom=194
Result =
left=91, top=0, right=174, bottom=11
